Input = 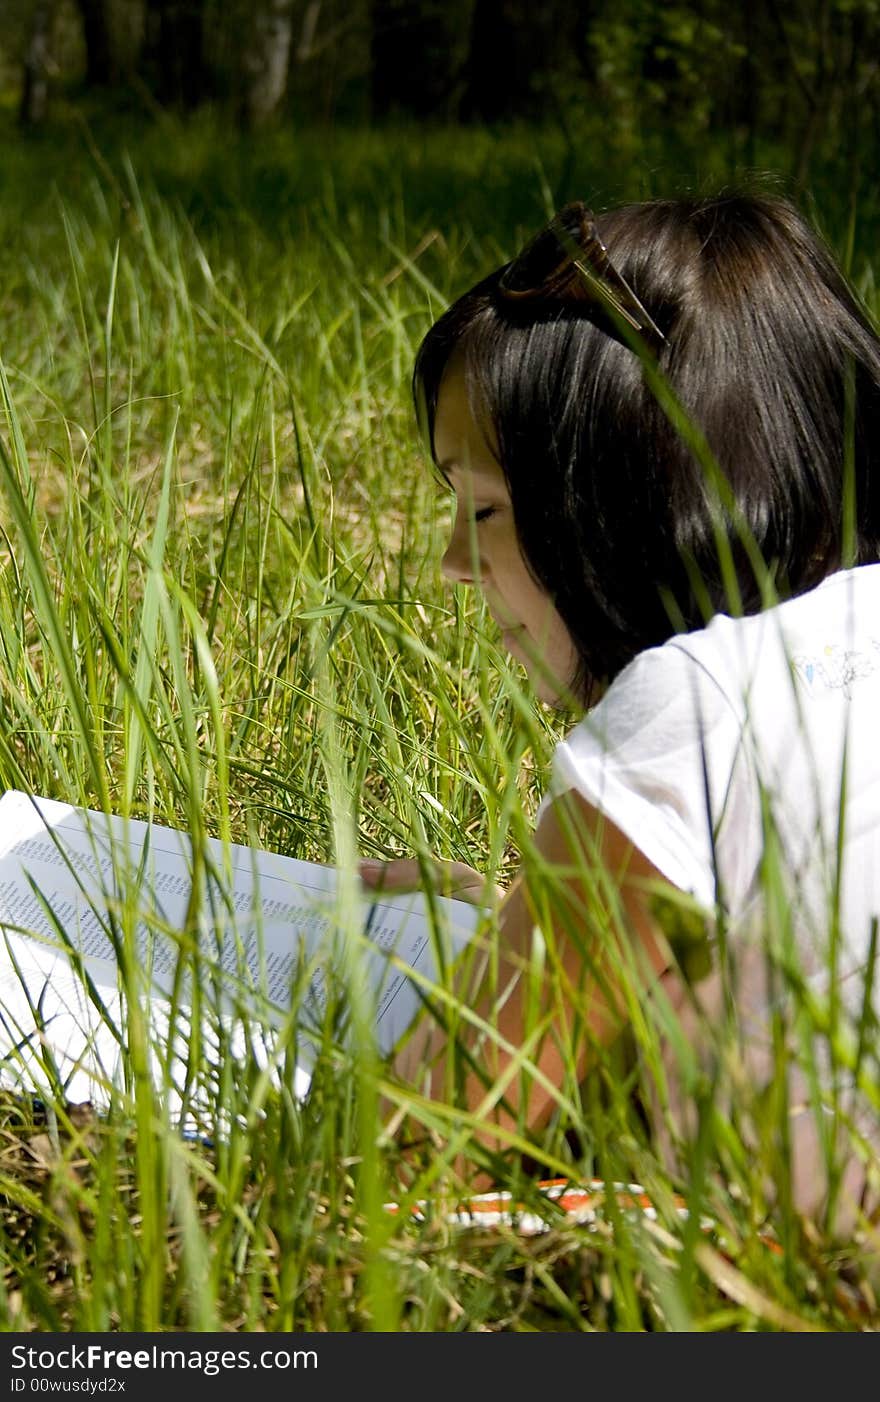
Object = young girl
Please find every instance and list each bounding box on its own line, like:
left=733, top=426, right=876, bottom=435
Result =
left=360, top=192, right=880, bottom=1230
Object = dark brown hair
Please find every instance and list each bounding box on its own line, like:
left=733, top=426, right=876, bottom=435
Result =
left=414, top=193, right=880, bottom=702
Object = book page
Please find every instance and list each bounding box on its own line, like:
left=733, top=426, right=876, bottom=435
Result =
left=0, top=791, right=481, bottom=1112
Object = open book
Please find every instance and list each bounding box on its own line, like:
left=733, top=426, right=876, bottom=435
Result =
left=0, top=790, right=481, bottom=1118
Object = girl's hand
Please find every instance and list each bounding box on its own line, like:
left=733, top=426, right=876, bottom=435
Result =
left=358, top=856, right=502, bottom=907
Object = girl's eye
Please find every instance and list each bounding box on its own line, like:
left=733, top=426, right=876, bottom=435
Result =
left=474, top=506, right=497, bottom=523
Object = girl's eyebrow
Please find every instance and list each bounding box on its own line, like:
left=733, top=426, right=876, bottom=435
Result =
left=436, top=457, right=502, bottom=488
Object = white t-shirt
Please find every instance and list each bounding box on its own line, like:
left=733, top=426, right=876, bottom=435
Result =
left=545, top=563, right=880, bottom=1022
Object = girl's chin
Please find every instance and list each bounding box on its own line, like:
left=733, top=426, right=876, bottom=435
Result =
left=512, top=649, right=565, bottom=704
left=501, top=630, right=576, bottom=707
left=531, top=674, right=567, bottom=706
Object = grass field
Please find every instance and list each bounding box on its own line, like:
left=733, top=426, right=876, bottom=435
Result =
left=0, top=112, right=877, bottom=1332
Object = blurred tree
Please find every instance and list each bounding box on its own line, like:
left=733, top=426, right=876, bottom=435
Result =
left=2, top=0, right=879, bottom=190
left=19, top=0, right=56, bottom=126
left=763, top=0, right=880, bottom=193
left=241, top=0, right=295, bottom=126
left=141, top=0, right=296, bottom=124
left=288, top=0, right=372, bottom=123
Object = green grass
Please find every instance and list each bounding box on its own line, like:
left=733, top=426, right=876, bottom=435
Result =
left=0, top=113, right=877, bottom=1332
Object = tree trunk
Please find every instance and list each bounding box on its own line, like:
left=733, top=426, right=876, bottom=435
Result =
left=240, top=0, right=296, bottom=127
left=20, top=1, right=55, bottom=127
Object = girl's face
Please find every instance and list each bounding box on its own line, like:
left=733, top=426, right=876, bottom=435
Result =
left=434, top=362, right=579, bottom=706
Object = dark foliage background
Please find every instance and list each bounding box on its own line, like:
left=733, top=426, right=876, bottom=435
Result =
left=4, top=2, right=879, bottom=185
left=3, top=3, right=880, bottom=282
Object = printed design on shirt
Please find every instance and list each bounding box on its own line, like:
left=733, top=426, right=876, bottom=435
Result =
left=791, top=639, right=880, bottom=698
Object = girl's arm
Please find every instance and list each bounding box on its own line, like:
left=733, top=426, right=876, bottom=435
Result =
left=361, top=789, right=676, bottom=1151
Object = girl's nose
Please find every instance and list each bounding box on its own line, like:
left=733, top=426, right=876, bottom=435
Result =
left=441, top=514, right=479, bottom=585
